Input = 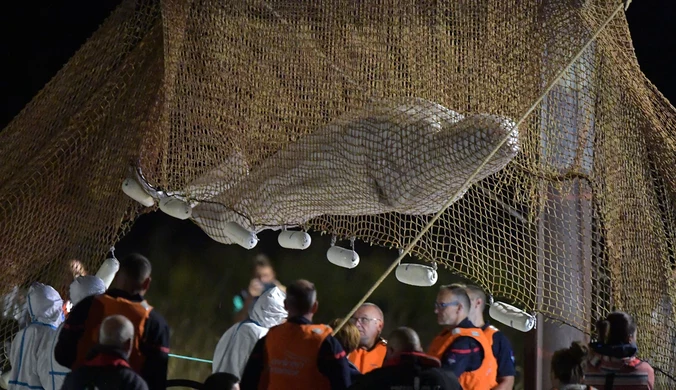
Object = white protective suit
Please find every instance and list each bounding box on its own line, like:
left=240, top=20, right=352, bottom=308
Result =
left=8, top=283, right=63, bottom=390
left=213, top=286, right=287, bottom=377
left=47, top=275, right=106, bottom=390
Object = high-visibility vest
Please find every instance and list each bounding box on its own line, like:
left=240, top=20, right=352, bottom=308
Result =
left=348, top=339, right=387, bottom=373
left=74, top=294, right=152, bottom=373
left=261, top=322, right=333, bottom=390
left=428, top=327, right=498, bottom=390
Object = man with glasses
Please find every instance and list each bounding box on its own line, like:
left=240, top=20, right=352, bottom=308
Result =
left=428, top=285, right=498, bottom=390
left=347, top=303, right=388, bottom=374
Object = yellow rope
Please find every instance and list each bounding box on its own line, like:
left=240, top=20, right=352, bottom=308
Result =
left=333, top=1, right=626, bottom=334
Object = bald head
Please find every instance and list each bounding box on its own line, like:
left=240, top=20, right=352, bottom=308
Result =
left=351, top=303, right=384, bottom=349
left=359, top=303, right=383, bottom=321
left=388, top=327, right=422, bottom=354
left=99, top=315, right=134, bottom=356
left=284, top=279, right=317, bottom=317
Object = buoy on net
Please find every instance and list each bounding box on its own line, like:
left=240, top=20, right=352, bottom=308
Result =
left=121, top=177, right=155, bottom=207
left=159, top=196, right=192, bottom=220
left=278, top=230, right=311, bottom=250
left=395, top=263, right=438, bottom=287
left=96, top=257, right=120, bottom=290
left=222, top=221, right=259, bottom=250
left=327, top=246, right=360, bottom=269
left=489, top=301, right=536, bottom=332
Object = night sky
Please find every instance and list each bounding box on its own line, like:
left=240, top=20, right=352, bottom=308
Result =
left=1, top=1, right=674, bottom=128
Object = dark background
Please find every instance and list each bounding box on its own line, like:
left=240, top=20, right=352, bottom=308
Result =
left=1, top=0, right=675, bottom=386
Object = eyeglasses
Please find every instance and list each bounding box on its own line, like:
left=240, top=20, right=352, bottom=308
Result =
left=434, top=301, right=460, bottom=310
left=349, top=316, right=382, bottom=325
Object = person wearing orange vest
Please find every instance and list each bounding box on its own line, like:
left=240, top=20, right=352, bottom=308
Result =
left=348, top=303, right=387, bottom=374
left=54, top=253, right=170, bottom=390
left=240, top=279, right=351, bottom=390
left=427, top=285, right=498, bottom=390
left=464, top=284, right=516, bottom=389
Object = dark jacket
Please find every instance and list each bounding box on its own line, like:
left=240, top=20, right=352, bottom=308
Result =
left=61, top=345, right=149, bottom=390
left=349, top=352, right=461, bottom=390
left=240, top=316, right=352, bottom=390
left=348, top=360, right=362, bottom=384
left=54, top=289, right=170, bottom=390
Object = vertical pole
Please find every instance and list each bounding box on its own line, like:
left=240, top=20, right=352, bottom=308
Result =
left=524, top=2, right=596, bottom=385
left=525, top=183, right=593, bottom=390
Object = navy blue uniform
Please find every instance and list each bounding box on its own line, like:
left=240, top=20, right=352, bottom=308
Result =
left=483, top=322, right=516, bottom=378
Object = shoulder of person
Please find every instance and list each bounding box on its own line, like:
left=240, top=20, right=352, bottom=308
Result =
left=147, top=308, right=169, bottom=329
left=77, top=294, right=97, bottom=306
left=491, top=328, right=511, bottom=342
left=636, top=359, right=655, bottom=374
left=425, top=366, right=462, bottom=387
left=449, top=335, right=477, bottom=348
left=123, top=368, right=149, bottom=390
left=322, top=333, right=348, bottom=355
left=310, top=324, right=333, bottom=336
left=67, top=295, right=97, bottom=318
left=240, top=323, right=265, bottom=339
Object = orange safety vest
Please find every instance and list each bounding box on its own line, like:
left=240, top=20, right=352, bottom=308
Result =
left=348, top=339, right=388, bottom=373
left=428, top=327, right=498, bottom=390
left=74, top=294, right=152, bottom=373
left=261, top=322, right=333, bottom=390
left=483, top=325, right=498, bottom=349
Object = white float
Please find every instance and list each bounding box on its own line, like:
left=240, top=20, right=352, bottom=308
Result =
left=327, top=246, right=360, bottom=269
left=278, top=231, right=311, bottom=250
left=489, top=301, right=536, bottom=332
left=221, top=221, right=259, bottom=249
left=159, top=196, right=192, bottom=220
left=395, top=263, right=438, bottom=287
left=121, top=177, right=155, bottom=207
left=96, top=257, right=120, bottom=289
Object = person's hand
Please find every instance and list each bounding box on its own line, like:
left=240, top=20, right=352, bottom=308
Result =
left=248, top=278, right=264, bottom=297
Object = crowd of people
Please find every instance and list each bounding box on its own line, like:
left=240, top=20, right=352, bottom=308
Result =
left=0, top=253, right=657, bottom=390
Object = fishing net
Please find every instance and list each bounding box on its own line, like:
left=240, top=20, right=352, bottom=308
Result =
left=1, top=0, right=675, bottom=383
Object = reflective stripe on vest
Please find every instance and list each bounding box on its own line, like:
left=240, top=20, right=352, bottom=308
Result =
left=348, top=339, right=387, bottom=373
left=262, top=322, right=332, bottom=390
left=427, top=327, right=499, bottom=390
left=74, top=294, right=152, bottom=373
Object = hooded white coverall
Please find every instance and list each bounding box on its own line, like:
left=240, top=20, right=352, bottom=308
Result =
left=47, top=275, right=106, bottom=390
left=8, top=283, right=63, bottom=390
left=213, top=286, right=287, bottom=377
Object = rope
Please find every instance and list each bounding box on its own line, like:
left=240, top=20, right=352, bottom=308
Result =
left=168, top=353, right=213, bottom=364
left=332, top=0, right=626, bottom=334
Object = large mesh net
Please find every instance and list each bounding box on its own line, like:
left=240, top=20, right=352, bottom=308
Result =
left=1, top=0, right=675, bottom=383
